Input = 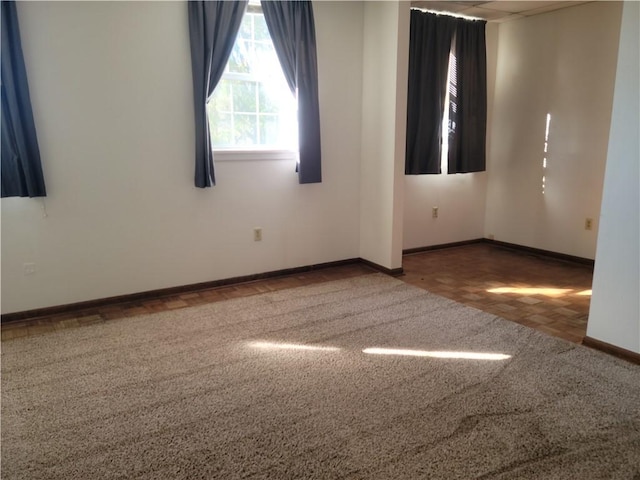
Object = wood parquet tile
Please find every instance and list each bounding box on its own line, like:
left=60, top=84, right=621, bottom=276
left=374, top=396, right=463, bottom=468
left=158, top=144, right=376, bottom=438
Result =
left=401, top=243, right=593, bottom=344
left=2, top=244, right=593, bottom=345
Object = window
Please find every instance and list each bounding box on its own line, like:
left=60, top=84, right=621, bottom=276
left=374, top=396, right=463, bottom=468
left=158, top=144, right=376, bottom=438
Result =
left=441, top=49, right=457, bottom=174
left=207, top=3, right=297, bottom=153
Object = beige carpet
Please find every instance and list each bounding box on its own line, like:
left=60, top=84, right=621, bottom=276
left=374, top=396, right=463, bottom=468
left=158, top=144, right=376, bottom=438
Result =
left=2, top=274, right=639, bottom=479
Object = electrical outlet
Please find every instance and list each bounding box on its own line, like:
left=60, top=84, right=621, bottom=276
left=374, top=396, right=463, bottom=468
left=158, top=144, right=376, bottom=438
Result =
left=24, top=263, right=36, bottom=275
left=585, top=218, right=593, bottom=231
left=253, top=227, right=262, bottom=242
left=432, top=206, right=439, bottom=219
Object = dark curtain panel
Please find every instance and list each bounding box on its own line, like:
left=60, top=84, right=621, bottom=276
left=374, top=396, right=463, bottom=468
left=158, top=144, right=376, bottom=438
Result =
left=1, top=0, right=46, bottom=198
left=448, top=18, right=487, bottom=174
left=188, top=1, right=247, bottom=188
left=405, top=10, right=456, bottom=175
left=262, top=0, right=321, bottom=184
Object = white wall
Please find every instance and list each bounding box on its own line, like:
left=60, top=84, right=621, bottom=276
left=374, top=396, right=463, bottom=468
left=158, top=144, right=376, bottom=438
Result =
left=2, top=1, right=630, bottom=316
left=484, top=2, right=623, bottom=259
left=587, top=1, right=640, bottom=354
left=359, top=1, right=409, bottom=270
left=0, top=1, right=364, bottom=313
left=402, top=22, right=498, bottom=250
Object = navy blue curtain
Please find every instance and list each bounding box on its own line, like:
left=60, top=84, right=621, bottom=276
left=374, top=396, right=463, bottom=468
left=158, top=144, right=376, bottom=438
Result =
left=405, top=10, right=456, bottom=175
left=188, top=1, right=248, bottom=188
left=262, top=0, right=322, bottom=184
left=448, top=18, right=487, bottom=174
left=405, top=10, right=487, bottom=175
left=1, top=0, right=46, bottom=198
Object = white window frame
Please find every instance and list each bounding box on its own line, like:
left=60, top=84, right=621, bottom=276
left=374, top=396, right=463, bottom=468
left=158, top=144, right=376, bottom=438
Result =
left=214, top=149, right=299, bottom=162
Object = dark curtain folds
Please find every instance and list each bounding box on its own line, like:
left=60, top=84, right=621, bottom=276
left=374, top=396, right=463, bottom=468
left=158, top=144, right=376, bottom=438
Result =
left=405, top=10, right=456, bottom=175
left=262, top=0, right=321, bottom=184
left=188, top=1, right=247, bottom=188
left=448, top=19, right=487, bottom=174
left=1, top=0, right=46, bottom=198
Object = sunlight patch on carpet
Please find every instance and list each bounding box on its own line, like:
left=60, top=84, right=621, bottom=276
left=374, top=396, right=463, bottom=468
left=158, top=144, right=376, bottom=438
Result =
left=362, top=348, right=511, bottom=360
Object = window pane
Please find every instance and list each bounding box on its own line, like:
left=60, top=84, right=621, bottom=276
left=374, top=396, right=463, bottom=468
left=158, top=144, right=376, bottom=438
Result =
left=233, top=114, right=257, bottom=145
left=259, top=115, right=280, bottom=145
left=232, top=80, right=256, bottom=112
left=254, top=14, right=270, bottom=42
left=254, top=42, right=279, bottom=76
left=210, top=79, right=232, bottom=112
left=209, top=112, right=234, bottom=147
left=239, top=13, right=253, bottom=41
left=259, top=84, right=279, bottom=114
left=228, top=40, right=251, bottom=74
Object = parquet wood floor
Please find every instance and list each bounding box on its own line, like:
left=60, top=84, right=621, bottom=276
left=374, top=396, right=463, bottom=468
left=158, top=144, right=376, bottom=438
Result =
left=2, top=243, right=593, bottom=344
left=402, top=243, right=593, bottom=344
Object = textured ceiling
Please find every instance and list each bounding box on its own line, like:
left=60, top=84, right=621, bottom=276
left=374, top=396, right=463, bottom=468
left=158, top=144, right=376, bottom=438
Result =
left=411, top=1, right=591, bottom=23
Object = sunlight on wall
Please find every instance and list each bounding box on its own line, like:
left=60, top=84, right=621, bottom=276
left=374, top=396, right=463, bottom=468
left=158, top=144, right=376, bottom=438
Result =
left=542, top=113, right=551, bottom=195
left=362, top=348, right=511, bottom=360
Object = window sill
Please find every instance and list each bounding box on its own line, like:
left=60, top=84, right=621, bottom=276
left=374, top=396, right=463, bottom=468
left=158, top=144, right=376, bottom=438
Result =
left=214, top=149, right=298, bottom=162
